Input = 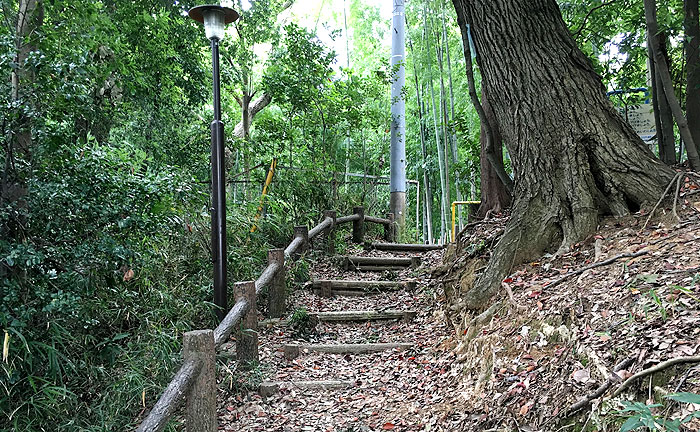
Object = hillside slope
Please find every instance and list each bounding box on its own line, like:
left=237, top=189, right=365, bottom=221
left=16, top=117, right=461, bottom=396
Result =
left=437, top=175, right=700, bottom=431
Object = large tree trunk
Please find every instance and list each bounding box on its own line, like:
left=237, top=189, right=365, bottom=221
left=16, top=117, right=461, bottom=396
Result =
left=686, top=0, right=700, bottom=157
left=477, top=88, right=511, bottom=217
left=452, top=0, right=675, bottom=309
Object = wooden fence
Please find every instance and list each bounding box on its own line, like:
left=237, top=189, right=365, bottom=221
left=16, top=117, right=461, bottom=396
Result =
left=134, top=207, right=395, bottom=432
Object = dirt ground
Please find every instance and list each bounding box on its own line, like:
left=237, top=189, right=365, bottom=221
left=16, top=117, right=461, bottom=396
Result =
left=217, top=174, right=700, bottom=432
left=439, top=174, right=700, bottom=431
left=217, top=242, right=473, bottom=431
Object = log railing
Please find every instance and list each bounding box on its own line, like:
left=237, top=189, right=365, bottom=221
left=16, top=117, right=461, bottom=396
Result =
left=135, top=207, right=394, bottom=432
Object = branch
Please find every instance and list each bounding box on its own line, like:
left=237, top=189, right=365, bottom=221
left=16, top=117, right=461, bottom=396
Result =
left=573, top=0, right=617, bottom=41
left=544, top=250, right=649, bottom=291
left=453, top=3, right=514, bottom=194
left=232, top=93, right=272, bottom=138
left=612, top=356, right=700, bottom=397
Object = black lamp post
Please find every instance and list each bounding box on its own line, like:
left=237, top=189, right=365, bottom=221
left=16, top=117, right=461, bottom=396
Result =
left=188, top=4, right=239, bottom=321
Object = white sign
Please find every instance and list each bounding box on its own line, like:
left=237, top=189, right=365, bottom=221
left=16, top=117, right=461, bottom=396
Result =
left=617, top=103, right=656, bottom=143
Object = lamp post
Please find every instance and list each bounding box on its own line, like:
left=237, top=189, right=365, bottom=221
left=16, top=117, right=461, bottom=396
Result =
left=189, top=5, right=239, bottom=321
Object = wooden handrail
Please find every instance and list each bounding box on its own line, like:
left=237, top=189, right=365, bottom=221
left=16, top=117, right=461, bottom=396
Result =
left=308, top=216, right=333, bottom=239
left=335, top=214, right=360, bottom=224
left=134, top=206, right=394, bottom=431
left=213, top=298, right=249, bottom=348
left=284, top=236, right=304, bottom=257
left=135, top=358, right=203, bottom=432
left=364, top=215, right=390, bottom=225
left=255, top=262, right=281, bottom=295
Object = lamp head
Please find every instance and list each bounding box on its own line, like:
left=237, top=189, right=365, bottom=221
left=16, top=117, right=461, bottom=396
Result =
left=188, top=5, right=239, bottom=42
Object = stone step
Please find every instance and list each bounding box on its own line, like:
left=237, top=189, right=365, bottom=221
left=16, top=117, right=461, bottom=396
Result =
left=349, top=265, right=409, bottom=272
left=368, top=242, right=445, bottom=252
left=259, top=310, right=416, bottom=327
left=312, top=279, right=416, bottom=297
left=313, top=310, right=417, bottom=322
left=341, top=255, right=421, bottom=271
left=259, top=380, right=353, bottom=397
left=283, top=342, right=413, bottom=359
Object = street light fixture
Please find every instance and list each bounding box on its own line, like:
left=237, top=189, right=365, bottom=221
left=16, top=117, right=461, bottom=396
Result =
left=188, top=4, right=239, bottom=321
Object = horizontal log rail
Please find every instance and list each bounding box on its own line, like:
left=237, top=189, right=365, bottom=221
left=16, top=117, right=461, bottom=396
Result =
left=364, top=215, right=391, bottom=225
left=335, top=214, right=361, bottom=224
left=134, top=207, right=396, bottom=432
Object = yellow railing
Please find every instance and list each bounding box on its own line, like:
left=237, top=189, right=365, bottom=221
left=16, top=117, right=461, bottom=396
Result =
left=451, top=201, right=480, bottom=242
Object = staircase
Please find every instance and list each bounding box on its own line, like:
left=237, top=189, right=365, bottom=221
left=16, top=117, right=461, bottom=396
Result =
left=257, top=243, right=429, bottom=393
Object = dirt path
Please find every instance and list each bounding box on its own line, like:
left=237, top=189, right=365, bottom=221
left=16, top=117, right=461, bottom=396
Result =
left=217, top=244, right=469, bottom=431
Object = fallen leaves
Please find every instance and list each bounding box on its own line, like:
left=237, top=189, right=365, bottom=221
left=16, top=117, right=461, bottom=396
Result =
left=123, top=268, right=135, bottom=281
left=438, top=197, right=700, bottom=430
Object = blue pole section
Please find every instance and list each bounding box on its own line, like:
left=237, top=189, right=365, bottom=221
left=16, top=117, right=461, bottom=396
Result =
left=390, top=0, right=407, bottom=226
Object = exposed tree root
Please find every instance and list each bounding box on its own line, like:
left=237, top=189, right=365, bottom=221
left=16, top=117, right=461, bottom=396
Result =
left=612, top=356, right=700, bottom=397
left=558, top=357, right=635, bottom=420
left=544, top=250, right=649, bottom=291
left=640, top=172, right=683, bottom=233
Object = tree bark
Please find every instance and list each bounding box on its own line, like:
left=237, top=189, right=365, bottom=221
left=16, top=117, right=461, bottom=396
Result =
left=478, top=88, right=511, bottom=217
left=647, top=36, right=668, bottom=163
left=451, top=0, right=675, bottom=309
left=435, top=19, right=452, bottom=240
left=644, top=0, right=700, bottom=169
left=11, top=0, right=43, bottom=156
left=232, top=93, right=271, bottom=138
left=686, top=0, right=700, bottom=157
left=420, top=90, right=435, bottom=242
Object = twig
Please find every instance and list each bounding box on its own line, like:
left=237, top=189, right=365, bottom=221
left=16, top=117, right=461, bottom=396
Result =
left=673, top=365, right=696, bottom=392
left=544, top=250, right=648, bottom=291
left=640, top=172, right=683, bottom=233
left=672, top=173, right=683, bottom=221
left=612, top=356, right=700, bottom=397
left=502, top=282, right=526, bottom=310
left=663, top=266, right=700, bottom=274
left=561, top=357, right=635, bottom=418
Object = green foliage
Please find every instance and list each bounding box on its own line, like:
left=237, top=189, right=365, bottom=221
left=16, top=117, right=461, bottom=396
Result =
left=615, top=393, right=700, bottom=432
left=288, top=307, right=316, bottom=338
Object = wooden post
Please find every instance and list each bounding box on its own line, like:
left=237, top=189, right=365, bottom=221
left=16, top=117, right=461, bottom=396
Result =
left=324, top=210, right=337, bottom=253
left=235, top=281, right=258, bottom=365
left=267, top=249, right=286, bottom=318
left=384, top=212, right=396, bottom=242
left=352, top=206, right=365, bottom=243
left=294, top=225, right=309, bottom=254
left=320, top=280, right=332, bottom=298
left=184, top=330, right=216, bottom=432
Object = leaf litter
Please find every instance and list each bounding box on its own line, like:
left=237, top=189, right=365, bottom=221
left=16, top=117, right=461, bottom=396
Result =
left=217, top=239, right=469, bottom=431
